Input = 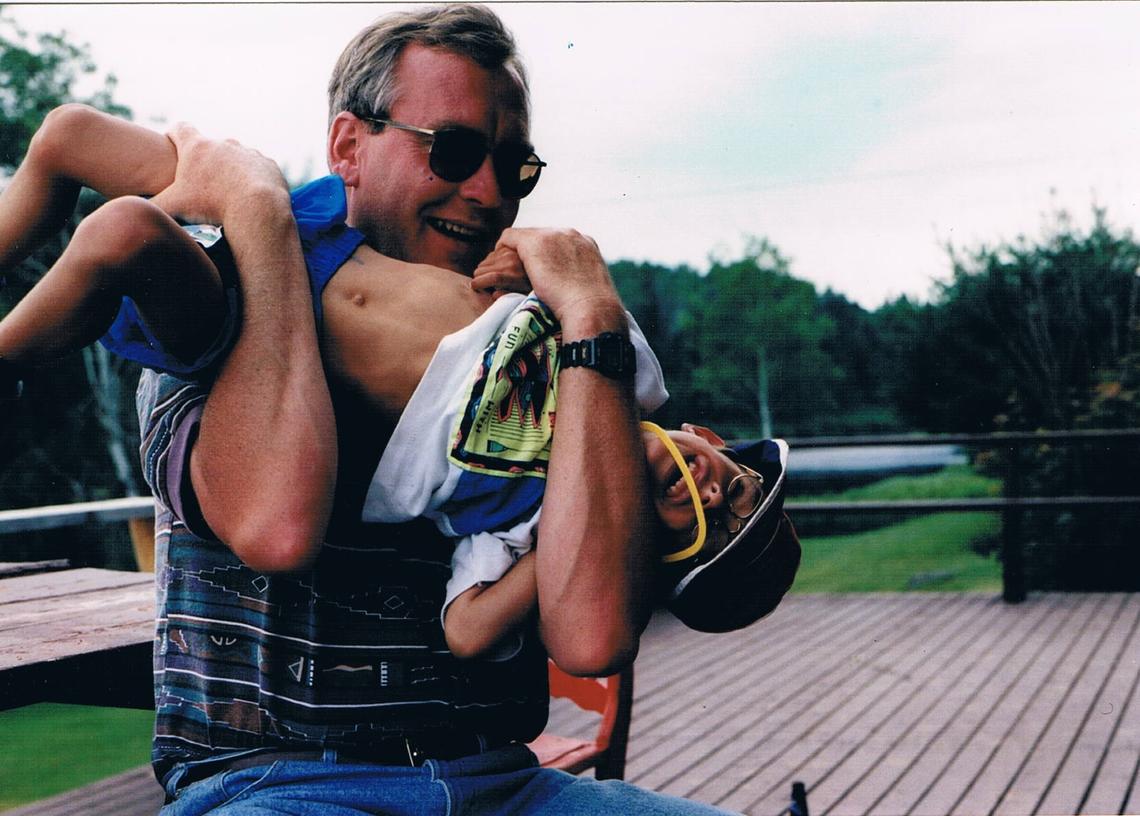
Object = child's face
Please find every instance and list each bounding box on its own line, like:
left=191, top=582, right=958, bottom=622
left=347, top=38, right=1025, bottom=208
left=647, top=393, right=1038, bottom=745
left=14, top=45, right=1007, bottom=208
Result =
left=641, top=423, right=746, bottom=545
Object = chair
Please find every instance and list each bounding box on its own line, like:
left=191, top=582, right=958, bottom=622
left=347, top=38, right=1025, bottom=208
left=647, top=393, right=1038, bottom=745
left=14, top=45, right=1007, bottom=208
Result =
left=526, top=659, right=634, bottom=780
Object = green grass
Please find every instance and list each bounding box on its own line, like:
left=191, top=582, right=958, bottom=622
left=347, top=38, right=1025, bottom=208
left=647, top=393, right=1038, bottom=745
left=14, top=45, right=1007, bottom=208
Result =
left=794, top=511, right=1003, bottom=593
left=792, top=465, right=1004, bottom=593
left=801, top=464, right=1002, bottom=502
left=0, top=704, right=152, bottom=811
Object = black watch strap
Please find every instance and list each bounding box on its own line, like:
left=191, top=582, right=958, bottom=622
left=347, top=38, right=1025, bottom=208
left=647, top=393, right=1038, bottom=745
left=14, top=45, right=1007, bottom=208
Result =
left=559, top=332, right=637, bottom=381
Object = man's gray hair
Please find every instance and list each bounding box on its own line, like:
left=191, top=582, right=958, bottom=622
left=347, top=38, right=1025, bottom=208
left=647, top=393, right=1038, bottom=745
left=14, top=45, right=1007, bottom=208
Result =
left=328, top=4, right=529, bottom=131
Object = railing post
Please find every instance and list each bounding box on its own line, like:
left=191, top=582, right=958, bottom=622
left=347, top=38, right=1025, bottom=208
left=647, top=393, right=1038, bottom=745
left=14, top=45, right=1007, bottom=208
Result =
left=1002, top=443, right=1026, bottom=603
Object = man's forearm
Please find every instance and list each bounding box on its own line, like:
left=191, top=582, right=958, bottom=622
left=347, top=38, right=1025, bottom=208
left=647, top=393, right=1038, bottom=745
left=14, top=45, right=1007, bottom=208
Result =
left=536, top=301, right=654, bottom=677
left=191, top=183, right=336, bottom=571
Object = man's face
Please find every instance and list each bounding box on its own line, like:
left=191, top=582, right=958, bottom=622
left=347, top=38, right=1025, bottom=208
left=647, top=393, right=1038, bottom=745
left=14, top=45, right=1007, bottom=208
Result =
left=343, top=44, right=528, bottom=275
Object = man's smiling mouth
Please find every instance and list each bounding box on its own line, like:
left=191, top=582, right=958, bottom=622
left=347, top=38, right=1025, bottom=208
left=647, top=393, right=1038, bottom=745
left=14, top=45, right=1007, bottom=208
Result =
left=426, top=217, right=486, bottom=243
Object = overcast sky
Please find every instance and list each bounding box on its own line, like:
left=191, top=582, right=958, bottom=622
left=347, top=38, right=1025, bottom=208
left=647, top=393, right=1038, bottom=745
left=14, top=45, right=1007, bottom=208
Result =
left=8, top=2, right=1140, bottom=308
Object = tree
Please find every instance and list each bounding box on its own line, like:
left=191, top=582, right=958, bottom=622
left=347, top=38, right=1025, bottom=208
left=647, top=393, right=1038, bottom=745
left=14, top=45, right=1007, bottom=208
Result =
left=691, top=240, right=839, bottom=438
left=918, top=209, right=1140, bottom=589
left=0, top=12, right=138, bottom=567
left=918, top=209, right=1140, bottom=432
left=613, top=242, right=842, bottom=439
left=0, top=12, right=130, bottom=171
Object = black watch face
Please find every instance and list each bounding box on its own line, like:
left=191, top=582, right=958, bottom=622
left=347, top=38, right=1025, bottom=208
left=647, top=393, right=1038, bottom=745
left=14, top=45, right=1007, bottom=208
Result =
left=597, top=334, right=634, bottom=378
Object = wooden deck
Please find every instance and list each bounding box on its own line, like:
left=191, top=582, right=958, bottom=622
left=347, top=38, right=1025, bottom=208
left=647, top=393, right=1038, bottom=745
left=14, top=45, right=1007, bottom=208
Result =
left=7, top=592, right=1140, bottom=815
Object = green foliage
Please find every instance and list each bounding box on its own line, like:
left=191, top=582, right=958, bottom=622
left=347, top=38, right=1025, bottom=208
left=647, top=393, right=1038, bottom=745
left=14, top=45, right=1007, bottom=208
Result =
left=913, top=209, right=1140, bottom=589
left=612, top=242, right=845, bottom=438
left=793, top=511, right=1003, bottom=593
left=611, top=243, right=936, bottom=438
left=0, top=14, right=141, bottom=569
left=0, top=703, right=152, bottom=809
left=818, top=291, right=923, bottom=433
left=0, top=12, right=130, bottom=171
left=913, top=208, right=1140, bottom=432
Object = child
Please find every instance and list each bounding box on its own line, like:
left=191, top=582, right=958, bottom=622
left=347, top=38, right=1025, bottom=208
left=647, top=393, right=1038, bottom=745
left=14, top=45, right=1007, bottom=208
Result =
left=0, top=105, right=795, bottom=657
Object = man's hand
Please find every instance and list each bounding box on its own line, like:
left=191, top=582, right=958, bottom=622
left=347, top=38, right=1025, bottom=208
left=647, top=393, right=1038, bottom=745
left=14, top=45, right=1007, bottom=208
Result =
left=493, top=228, right=624, bottom=329
left=149, top=124, right=289, bottom=228
left=471, top=246, right=531, bottom=300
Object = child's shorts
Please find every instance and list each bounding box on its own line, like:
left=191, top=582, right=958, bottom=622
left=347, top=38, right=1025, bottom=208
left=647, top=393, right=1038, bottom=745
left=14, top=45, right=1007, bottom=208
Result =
left=98, top=175, right=365, bottom=378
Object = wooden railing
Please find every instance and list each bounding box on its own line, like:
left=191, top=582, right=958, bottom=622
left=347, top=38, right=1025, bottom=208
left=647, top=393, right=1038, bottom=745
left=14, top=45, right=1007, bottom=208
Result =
left=782, top=428, right=1140, bottom=602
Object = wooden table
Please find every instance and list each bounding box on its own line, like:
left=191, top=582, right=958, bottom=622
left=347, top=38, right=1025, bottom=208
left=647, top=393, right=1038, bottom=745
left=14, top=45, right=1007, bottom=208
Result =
left=0, top=568, right=154, bottom=711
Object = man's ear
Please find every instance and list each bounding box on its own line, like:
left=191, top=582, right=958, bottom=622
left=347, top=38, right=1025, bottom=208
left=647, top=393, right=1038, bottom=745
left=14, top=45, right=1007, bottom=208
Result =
left=680, top=423, right=727, bottom=448
left=328, top=111, right=363, bottom=187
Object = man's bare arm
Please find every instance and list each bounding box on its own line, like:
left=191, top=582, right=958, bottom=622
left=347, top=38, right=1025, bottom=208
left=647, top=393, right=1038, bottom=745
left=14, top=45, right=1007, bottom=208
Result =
left=493, top=229, right=653, bottom=677
left=151, top=127, right=336, bottom=571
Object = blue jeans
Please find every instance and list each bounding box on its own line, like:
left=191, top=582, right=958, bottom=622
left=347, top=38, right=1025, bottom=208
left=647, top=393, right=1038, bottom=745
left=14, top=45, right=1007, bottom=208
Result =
left=159, top=745, right=736, bottom=815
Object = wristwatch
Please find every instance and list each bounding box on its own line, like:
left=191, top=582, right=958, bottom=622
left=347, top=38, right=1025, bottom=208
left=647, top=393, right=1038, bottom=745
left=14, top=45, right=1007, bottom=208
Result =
left=559, top=332, right=637, bottom=381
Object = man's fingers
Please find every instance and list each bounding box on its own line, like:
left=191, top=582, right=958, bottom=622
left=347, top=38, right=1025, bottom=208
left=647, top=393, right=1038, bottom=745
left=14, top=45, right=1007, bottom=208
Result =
left=164, top=122, right=202, bottom=150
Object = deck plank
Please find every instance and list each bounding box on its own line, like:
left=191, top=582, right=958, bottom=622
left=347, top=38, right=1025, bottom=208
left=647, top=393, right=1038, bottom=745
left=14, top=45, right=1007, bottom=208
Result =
left=626, top=594, right=914, bottom=793
left=715, top=594, right=993, bottom=814
left=844, top=593, right=1063, bottom=816
left=1078, top=615, right=1140, bottom=816
left=902, top=594, right=1102, bottom=815
left=999, top=594, right=1140, bottom=815
left=625, top=595, right=901, bottom=788
left=667, top=594, right=975, bottom=809
left=947, top=593, right=1118, bottom=816
left=819, top=594, right=1039, bottom=816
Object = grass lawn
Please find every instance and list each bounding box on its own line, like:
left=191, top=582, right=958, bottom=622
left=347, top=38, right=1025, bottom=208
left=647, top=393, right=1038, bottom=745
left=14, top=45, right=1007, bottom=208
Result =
left=792, top=464, right=1004, bottom=593
left=0, top=703, right=152, bottom=811
left=794, top=511, right=1003, bottom=592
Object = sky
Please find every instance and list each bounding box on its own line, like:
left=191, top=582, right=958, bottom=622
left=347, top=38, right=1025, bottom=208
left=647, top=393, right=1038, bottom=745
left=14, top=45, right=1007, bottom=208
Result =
left=7, top=1, right=1140, bottom=309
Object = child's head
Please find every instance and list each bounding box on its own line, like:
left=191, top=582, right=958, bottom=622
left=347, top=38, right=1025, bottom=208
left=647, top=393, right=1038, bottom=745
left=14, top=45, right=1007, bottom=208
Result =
left=640, top=421, right=800, bottom=633
left=641, top=422, right=765, bottom=563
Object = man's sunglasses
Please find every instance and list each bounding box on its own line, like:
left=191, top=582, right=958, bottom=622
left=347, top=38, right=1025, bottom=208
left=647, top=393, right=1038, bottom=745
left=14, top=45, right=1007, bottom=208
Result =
left=362, top=116, right=546, bottom=199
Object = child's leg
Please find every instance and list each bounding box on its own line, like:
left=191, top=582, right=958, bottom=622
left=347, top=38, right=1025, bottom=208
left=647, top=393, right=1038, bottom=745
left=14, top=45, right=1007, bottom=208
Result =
left=0, top=104, right=175, bottom=271
left=0, top=196, right=226, bottom=367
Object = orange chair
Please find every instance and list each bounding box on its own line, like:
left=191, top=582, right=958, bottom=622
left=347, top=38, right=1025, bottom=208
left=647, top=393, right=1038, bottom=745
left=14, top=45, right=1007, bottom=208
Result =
left=526, top=660, right=634, bottom=780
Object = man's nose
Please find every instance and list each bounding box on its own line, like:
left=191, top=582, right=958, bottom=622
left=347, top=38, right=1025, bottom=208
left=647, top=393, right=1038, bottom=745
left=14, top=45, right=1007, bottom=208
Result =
left=458, top=154, right=503, bottom=208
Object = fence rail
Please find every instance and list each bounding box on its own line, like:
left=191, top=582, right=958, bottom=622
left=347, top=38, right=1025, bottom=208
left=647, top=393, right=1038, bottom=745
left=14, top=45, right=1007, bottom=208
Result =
left=0, top=495, right=153, bottom=534
left=3, top=429, right=1139, bottom=602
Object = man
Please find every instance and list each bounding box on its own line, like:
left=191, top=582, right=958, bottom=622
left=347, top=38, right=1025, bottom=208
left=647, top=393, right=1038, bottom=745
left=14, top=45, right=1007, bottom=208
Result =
left=141, top=5, right=733, bottom=814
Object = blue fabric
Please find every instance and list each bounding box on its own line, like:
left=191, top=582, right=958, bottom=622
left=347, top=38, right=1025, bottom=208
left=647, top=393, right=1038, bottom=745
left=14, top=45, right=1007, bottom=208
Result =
left=290, top=175, right=366, bottom=329
left=159, top=746, right=736, bottom=815
left=99, top=175, right=365, bottom=377
left=100, top=237, right=240, bottom=377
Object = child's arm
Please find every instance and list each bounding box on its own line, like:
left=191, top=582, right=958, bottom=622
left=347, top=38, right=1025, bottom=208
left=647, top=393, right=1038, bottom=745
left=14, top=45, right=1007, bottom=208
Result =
left=444, top=551, right=537, bottom=659
left=0, top=104, right=175, bottom=270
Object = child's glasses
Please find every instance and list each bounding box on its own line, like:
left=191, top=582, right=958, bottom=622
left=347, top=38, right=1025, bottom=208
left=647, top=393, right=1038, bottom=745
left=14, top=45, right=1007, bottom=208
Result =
left=693, top=465, right=766, bottom=556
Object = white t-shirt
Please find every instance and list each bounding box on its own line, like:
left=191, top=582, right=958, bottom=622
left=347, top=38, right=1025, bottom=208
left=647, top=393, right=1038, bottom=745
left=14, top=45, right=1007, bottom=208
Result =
left=362, top=293, right=668, bottom=630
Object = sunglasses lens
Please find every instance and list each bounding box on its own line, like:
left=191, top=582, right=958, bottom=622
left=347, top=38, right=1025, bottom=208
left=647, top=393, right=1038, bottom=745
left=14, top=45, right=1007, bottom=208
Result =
left=493, top=146, right=543, bottom=199
left=429, top=129, right=487, bottom=183
left=427, top=128, right=543, bottom=199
